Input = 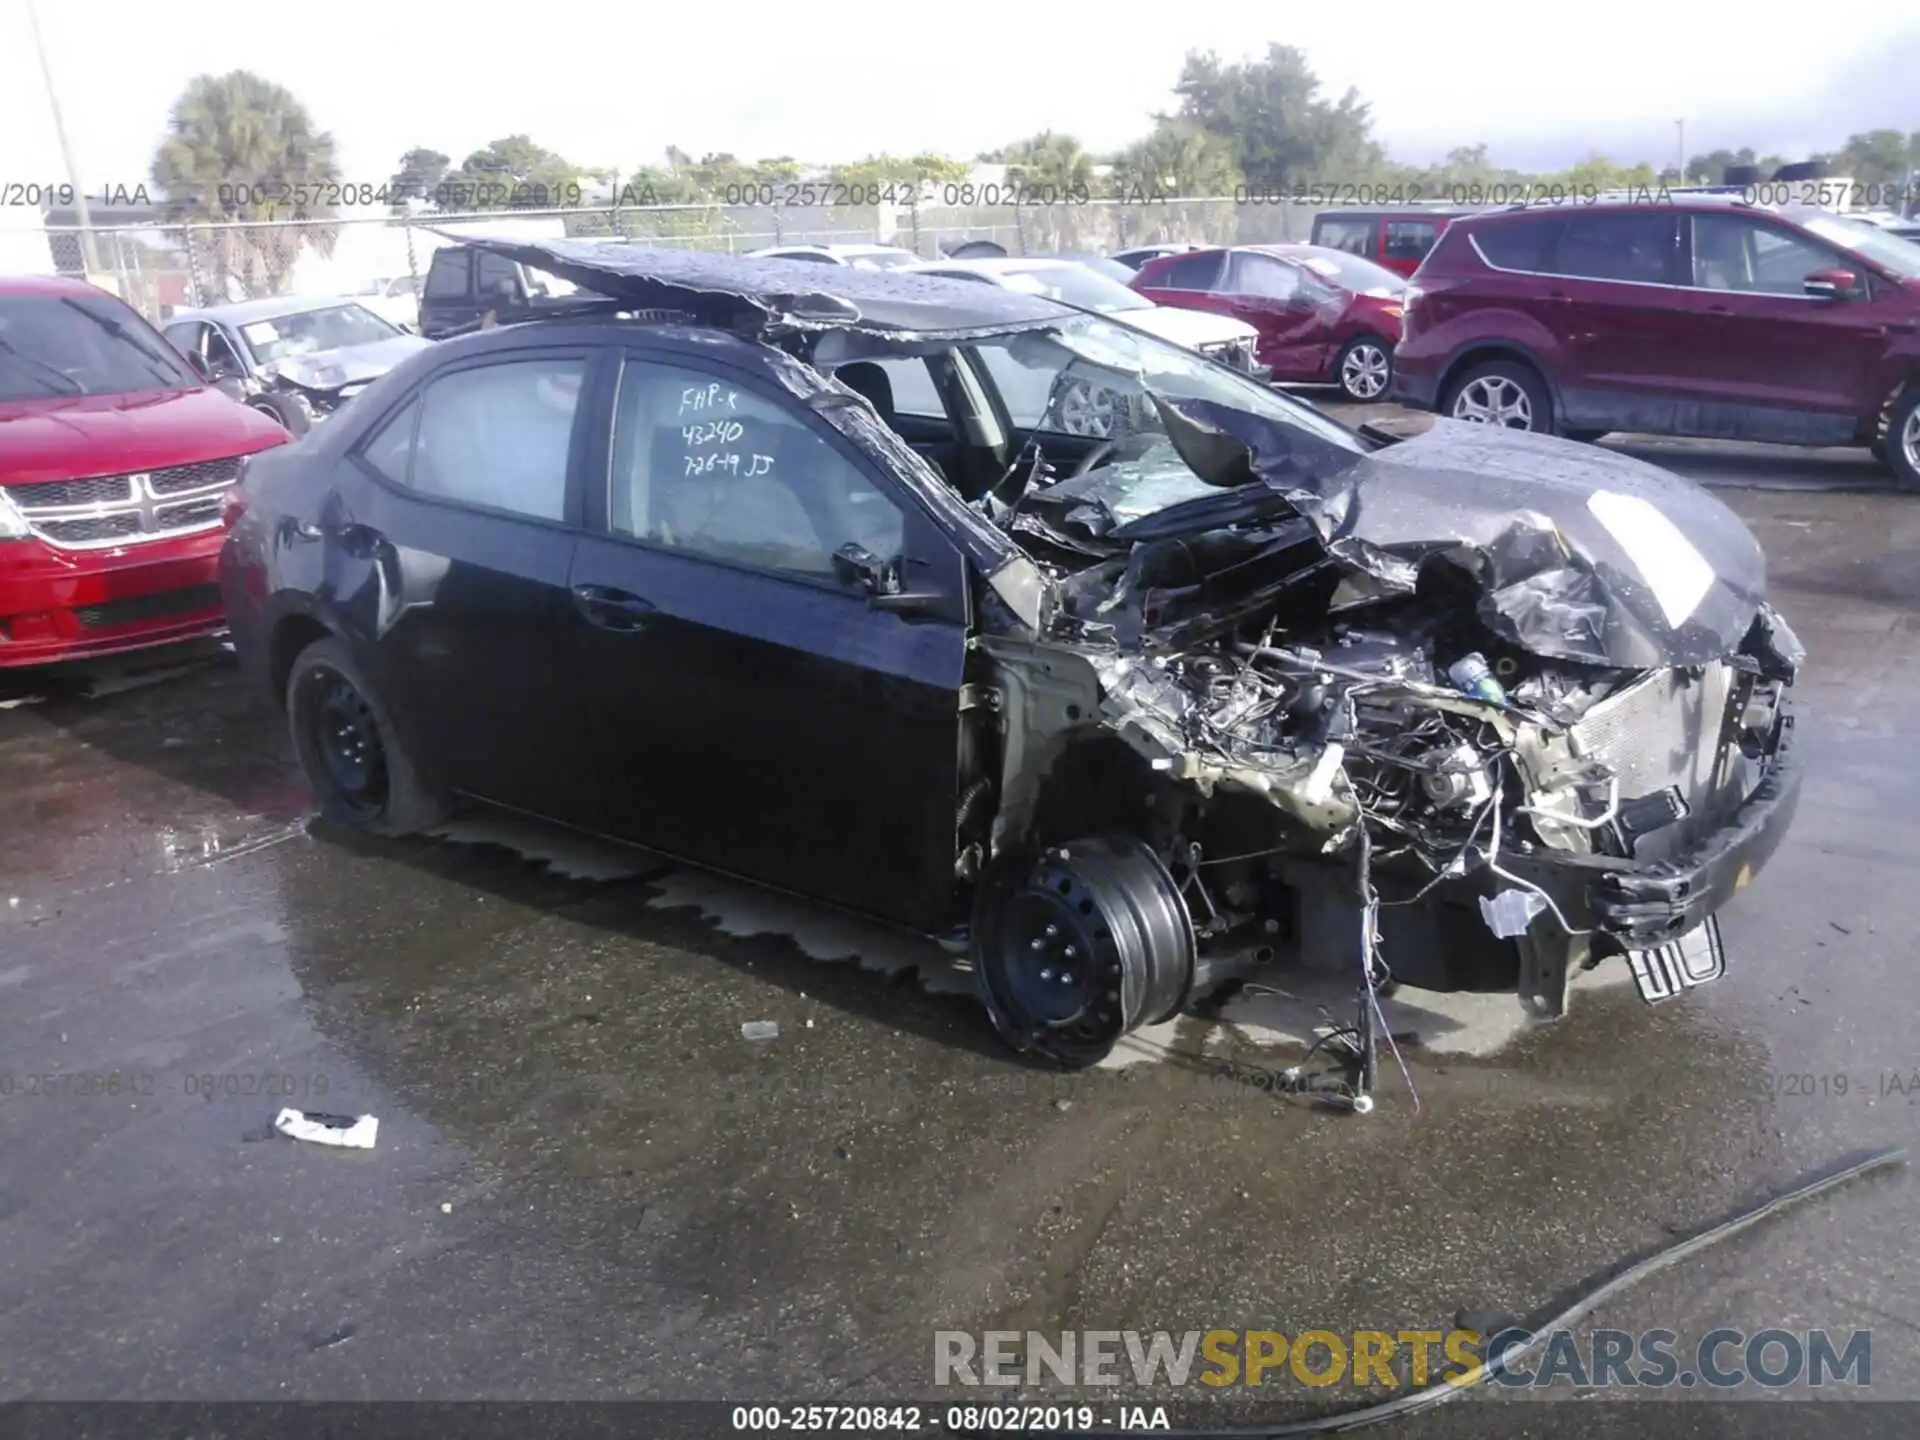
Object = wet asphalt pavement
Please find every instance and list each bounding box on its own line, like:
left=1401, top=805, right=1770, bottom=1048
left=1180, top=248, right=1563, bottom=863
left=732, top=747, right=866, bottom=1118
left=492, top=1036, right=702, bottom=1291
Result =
left=3, top=410, right=1919, bottom=1430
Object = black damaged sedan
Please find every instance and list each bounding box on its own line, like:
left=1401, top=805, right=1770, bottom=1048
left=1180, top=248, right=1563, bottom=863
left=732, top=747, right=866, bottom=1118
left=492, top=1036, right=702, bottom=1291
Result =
left=219, top=242, right=1803, bottom=1068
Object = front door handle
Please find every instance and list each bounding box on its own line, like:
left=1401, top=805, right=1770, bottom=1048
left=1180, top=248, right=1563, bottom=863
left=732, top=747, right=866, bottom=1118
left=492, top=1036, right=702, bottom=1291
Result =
left=572, top=584, right=655, bottom=632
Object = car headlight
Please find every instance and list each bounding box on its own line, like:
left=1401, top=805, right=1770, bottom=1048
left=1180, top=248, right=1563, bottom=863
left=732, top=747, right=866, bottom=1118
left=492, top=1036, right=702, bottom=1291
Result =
left=1381, top=304, right=1404, bottom=319
left=0, top=491, right=31, bottom=541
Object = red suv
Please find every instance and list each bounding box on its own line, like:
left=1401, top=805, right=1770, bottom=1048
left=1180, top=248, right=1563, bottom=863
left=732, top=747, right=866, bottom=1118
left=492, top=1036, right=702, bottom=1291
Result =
left=0, top=276, right=289, bottom=666
left=1131, top=244, right=1408, bottom=401
left=1392, top=197, right=1920, bottom=487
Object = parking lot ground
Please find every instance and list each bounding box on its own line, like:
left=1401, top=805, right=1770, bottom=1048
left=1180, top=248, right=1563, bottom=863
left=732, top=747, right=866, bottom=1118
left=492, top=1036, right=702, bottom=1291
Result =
left=4, top=426, right=1920, bottom=1426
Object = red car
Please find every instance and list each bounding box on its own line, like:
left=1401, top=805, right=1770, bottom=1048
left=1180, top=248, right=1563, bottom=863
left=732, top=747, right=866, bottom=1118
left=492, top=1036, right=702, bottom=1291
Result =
left=0, top=275, right=289, bottom=667
left=1391, top=196, right=1920, bottom=488
left=1130, top=244, right=1408, bottom=401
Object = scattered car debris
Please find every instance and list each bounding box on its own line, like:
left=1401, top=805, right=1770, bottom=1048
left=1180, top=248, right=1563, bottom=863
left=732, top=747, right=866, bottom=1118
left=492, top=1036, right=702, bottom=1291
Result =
left=741, top=1021, right=780, bottom=1041
left=273, top=1108, right=379, bottom=1149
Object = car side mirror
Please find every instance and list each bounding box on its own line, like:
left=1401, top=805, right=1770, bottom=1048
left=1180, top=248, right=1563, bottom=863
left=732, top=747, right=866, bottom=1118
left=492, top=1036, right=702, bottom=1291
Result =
left=1804, top=268, right=1861, bottom=300
left=832, top=542, right=898, bottom=594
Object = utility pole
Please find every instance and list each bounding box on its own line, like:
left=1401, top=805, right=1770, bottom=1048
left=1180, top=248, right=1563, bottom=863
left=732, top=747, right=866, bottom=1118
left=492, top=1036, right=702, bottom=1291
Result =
left=1675, top=120, right=1686, bottom=185
left=23, top=0, right=102, bottom=275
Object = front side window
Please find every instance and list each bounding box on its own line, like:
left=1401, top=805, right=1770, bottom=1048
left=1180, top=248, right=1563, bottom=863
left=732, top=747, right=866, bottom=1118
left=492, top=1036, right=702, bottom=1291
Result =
left=608, top=359, right=906, bottom=579
left=1228, top=252, right=1302, bottom=301
left=475, top=252, right=523, bottom=299
left=369, top=357, right=585, bottom=521
left=1692, top=215, right=1848, bottom=295
left=0, top=294, right=200, bottom=401
left=1548, top=213, right=1680, bottom=284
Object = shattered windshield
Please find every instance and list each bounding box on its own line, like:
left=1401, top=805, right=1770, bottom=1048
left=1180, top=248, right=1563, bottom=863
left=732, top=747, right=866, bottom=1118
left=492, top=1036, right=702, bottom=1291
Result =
left=240, top=304, right=401, bottom=364
left=973, top=314, right=1366, bottom=512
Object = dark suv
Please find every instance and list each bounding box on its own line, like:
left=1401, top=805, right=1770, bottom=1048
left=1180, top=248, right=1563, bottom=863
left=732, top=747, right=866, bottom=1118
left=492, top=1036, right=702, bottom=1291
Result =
left=1392, top=197, right=1920, bottom=487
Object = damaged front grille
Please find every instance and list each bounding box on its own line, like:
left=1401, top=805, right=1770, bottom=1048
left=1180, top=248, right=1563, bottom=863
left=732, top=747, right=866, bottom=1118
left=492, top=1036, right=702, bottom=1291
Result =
left=1199, top=338, right=1257, bottom=373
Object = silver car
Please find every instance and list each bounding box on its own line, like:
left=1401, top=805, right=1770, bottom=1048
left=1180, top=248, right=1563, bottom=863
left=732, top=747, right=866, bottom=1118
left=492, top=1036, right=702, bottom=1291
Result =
left=164, top=297, right=433, bottom=435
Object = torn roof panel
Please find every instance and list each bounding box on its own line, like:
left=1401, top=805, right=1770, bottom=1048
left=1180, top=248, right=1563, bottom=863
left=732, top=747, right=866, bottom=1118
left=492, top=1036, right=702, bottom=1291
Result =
left=443, top=237, right=1076, bottom=336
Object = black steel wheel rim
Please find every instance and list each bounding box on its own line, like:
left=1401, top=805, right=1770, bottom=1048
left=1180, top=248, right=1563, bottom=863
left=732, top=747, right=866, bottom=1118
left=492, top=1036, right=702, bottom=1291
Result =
left=306, top=670, right=387, bottom=817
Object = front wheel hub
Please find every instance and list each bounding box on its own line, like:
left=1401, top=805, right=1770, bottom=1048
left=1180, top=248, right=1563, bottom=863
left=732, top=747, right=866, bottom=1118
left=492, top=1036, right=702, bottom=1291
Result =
left=971, top=835, right=1196, bottom=1067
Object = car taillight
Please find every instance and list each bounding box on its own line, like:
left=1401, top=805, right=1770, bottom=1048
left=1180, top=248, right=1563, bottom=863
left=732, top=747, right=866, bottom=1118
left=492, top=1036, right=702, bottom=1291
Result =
left=220, top=485, right=249, bottom=528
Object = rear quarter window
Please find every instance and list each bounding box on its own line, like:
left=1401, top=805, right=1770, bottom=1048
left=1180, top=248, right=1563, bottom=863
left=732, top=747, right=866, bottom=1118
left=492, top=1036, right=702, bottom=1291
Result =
left=1149, top=251, right=1225, bottom=291
left=1468, top=217, right=1561, bottom=272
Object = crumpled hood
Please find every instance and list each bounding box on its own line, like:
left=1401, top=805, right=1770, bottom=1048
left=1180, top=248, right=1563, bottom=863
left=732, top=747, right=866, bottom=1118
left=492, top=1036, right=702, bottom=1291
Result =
left=1049, top=407, right=1767, bottom=670
left=271, top=334, right=433, bottom=390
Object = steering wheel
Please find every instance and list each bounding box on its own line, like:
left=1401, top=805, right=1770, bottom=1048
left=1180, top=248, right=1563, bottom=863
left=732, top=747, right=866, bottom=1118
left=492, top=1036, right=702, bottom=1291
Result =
left=1069, top=439, right=1120, bottom=480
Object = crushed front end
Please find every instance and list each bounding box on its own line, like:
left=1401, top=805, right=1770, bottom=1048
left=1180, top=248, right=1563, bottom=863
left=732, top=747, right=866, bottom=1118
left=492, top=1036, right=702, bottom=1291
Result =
left=961, top=322, right=1805, bottom=1060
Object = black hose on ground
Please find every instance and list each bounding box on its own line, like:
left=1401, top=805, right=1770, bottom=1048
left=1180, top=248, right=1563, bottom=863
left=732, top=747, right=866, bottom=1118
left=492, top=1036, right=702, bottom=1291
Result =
left=1180, top=1145, right=1907, bottom=1438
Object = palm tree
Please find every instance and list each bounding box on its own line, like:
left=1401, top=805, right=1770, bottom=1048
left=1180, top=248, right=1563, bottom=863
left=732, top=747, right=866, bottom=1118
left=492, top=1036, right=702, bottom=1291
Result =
left=151, top=72, right=341, bottom=300
left=998, top=132, right=1095, bottom=249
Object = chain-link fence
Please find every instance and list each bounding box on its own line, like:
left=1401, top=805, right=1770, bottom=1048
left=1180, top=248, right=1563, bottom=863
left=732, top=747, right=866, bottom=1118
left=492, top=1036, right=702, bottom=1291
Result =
left=6, top=196, right=1324, bottom=324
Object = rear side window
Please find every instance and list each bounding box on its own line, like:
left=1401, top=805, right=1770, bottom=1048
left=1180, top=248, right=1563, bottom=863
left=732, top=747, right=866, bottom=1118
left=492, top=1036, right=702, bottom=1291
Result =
left=1383, top=220, right=1439, bottom=263
left=423, top=250, right=470, bottom=299
left=1151, top=251, right=1224, bottom=291
left=1547, top=213, right=1681, bottom=284
left=1313, top=218, right=1377, bottom=258
left=1470, top=217, right=1560, bottom=272
left=371, top=358, right=586, bottom=521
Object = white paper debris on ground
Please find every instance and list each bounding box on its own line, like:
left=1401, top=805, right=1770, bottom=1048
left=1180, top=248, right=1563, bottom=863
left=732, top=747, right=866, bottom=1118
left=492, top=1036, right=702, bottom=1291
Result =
left=274, top=1108, right=379, bottom=1149
left=741, top=1020, right=780, bottom=1041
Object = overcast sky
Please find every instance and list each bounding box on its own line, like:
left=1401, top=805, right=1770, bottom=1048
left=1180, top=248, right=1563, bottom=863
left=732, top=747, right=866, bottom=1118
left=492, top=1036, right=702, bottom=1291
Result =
left=2, top=0, right=1915, bottom=203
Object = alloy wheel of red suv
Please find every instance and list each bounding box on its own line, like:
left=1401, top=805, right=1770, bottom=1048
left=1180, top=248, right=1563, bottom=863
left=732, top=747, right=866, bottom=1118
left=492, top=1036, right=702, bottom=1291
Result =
left=1445, top=360, right=1551, bottom=431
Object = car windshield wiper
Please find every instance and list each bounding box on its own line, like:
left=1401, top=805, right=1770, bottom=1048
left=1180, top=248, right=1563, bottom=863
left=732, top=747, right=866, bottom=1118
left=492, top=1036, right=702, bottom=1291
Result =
left=58, top=299, right=193, bottom=387
left=0, top=333, right=86, bottom=394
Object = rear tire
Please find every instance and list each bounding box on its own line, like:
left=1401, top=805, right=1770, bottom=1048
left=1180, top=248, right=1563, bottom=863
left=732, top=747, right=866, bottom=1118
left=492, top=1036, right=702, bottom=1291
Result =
left=1335, top=335, right=1394, bottom=402
left=970, top=835, right=1195, bottom=1068
left=1443, top=359, right=1552, bottom=433
left=286, top=636, right=446, bottom=836
left=1883, top=388, right=1920, bottom=491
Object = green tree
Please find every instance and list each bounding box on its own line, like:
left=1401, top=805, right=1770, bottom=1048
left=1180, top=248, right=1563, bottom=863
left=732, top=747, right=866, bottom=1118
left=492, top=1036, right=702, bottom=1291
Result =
left=440, top=135, right=585, bottom=210
left=1835, top=129, right=1920, bottom=188
left=1686, top=147, right=1757, bottom=183
left=827, top=153, right=969, bottom=192
left=1112, top=120, right=1242, bottom=198
left=388, top=147, right=451, bottom=211
left=1170, top=45, right=1378, bottom=189
left=150, top=71, right=341, bottom=299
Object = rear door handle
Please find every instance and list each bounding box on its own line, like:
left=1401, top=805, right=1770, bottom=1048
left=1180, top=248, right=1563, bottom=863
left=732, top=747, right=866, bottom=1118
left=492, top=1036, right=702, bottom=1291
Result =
left=571, top=584, right=655, bottom=632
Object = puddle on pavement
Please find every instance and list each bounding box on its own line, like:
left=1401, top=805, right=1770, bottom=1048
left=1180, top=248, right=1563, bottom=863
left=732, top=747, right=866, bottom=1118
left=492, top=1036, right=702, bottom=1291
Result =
left=408, top=816, right=1571, bottom=1072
